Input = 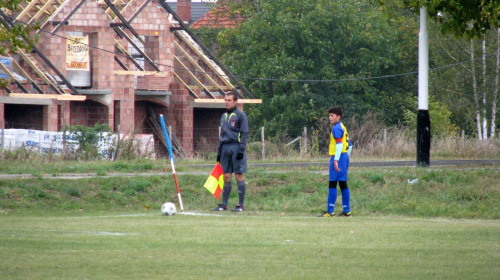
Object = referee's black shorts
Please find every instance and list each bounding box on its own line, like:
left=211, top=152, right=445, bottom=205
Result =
left=220, top=143, right=247, bottom=174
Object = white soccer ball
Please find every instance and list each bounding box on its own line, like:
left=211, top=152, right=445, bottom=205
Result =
left=161, top=202, right=176, bottom=216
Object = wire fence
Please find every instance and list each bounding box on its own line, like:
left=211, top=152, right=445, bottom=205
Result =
left=0, top=127, right=155, bottom=160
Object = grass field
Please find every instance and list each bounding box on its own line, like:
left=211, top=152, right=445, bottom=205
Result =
left=1, top=212, right=499, bottom=279
left=1, top=159, right=499, bottom=279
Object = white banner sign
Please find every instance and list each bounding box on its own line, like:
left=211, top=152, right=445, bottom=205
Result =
left=66, top=35, right=90, bottom=71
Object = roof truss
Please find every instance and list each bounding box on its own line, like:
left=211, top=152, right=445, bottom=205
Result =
left=0, top=0, right=254, bottom=102
left=0, top=5, right=82, bottom=99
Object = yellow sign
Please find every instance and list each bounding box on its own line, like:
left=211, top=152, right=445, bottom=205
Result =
left=66, top=35, right=89, bottom=71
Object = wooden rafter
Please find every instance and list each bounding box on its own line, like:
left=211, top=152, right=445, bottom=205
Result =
left=194, top=99, right=262, bottom=104
left=9, top=93, right=86, bottom=101
left=174, top=40, right=225, bottom=94
left=17, top=48, right=66, bottom=95
left=173, top=73, right=198, bottom=98
left=0, top=61, right=29, bottom=93
left=14, top=0, right=39, bottom=21
left=114, top=39, right=144, bottom=71
left=174, top=56, right=215, bottom=98
left=174, top=30, right=235, bottom=90
left=7, top=53, right=44, bottom=93
left=27, top=0, right=57, bottom=25
left=114, top=70, right=167, bottom=76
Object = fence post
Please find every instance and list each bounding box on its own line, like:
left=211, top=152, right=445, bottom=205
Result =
left=302, top=127, right=307, bottom=154
left=261, top=126, right=265, bottom=160
left=62, top=129, right=66, bottom=159
left=1, top=119, right=4, bottom=161
left=114, top=125, right=121, bottom=160
left=383, top=129, right=387, bottom=145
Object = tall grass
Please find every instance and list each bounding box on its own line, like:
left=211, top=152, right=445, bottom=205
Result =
left=246, top=127, right=500, bottom=161
left=1, top=166, right=499, bottom=219
left=2, top=115, right=499, bottom=162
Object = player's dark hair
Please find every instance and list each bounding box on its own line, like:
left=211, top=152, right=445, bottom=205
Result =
left=328, top=106, right=342, bottom=116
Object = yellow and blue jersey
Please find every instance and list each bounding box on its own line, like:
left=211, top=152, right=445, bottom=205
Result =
left=329, top=122, right=351, bottom=156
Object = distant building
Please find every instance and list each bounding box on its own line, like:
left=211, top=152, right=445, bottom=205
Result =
left=166, top=1, right=215, bottom=25
left=0, top=0, right=259, bottom=157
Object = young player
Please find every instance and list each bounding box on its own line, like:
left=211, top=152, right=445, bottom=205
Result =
left=318, top=106, right=352, bottom=217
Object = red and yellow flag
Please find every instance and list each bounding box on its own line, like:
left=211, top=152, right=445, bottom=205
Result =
left=204, top=163, right=224, bottom=199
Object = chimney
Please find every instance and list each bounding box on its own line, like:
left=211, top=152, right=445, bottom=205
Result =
left=177, top=0, right=191, bottom=23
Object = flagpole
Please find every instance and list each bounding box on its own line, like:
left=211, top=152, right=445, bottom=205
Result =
left=159, top=114, right=184, bottom=212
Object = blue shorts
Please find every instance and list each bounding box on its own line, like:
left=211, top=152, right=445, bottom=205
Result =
left=329, top=154, right=349, bottom=181
left=220, top=143, right=247, bottom=174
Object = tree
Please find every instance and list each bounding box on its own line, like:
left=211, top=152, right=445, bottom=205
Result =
left=427, top=24, right=500, bottom=139
left=399, top=0, right=500, bottom=39
left=394, top=0, right=500, bottom=139
left=212, top=0, right=419, bottom=138
left=0, top=0, right=39, bottom=54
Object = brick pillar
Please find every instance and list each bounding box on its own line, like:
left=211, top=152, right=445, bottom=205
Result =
left=168, top=84, right=193, bottom=156
left=43, top=99, right=58, bottom=131
left=59, top=101, right=71, bottom=130
left=0, top=103, right=4, bottom=124
left=177, top=0, right=191, bottom=23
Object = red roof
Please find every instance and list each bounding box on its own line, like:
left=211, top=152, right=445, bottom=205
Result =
left=190, top=5, right=243, bottom=29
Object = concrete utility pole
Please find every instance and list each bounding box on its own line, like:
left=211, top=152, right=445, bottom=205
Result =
left=417, top=7, right=431, bottom=166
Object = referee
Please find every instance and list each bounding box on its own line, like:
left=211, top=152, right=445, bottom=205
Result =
left=211, top=92, right=249, bottom=212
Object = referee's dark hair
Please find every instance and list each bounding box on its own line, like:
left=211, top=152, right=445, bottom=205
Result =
left=226, top=92, right=238, bottom=101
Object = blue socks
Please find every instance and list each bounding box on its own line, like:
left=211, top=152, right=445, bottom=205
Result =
left=327, top=181, right=350, bottom=214
left=327, top=187, right=337, bottom=213
left=341, top=188, right=350, bottom=213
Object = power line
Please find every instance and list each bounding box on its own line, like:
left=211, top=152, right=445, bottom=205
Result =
left=14, top=16, right=500, bottom=84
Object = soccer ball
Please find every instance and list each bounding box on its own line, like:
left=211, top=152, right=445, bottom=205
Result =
left=161, top=202, right=176, bottom=216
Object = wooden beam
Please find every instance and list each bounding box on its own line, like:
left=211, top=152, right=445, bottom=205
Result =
left=15, top=0, right=40, bottom=21
left=174, top=56, right=215, bottom=98
left=194, top=99, right=262, bottom=104
left=174, top=40, right=224, bottom=92
left=9, top=93, right=86, bottom=101
left=7, top=53, right=44, bottom=93
left=17, top=49, right=65, bottom=95
left=189, top=85, right=232, bottom=91
left=28, top=0, right=56, bottom=25
left=0, top=61, right=29, bottom=93
left=173, top=73, right=199, bottom=98
left=175, top=31, right=235, bottom=89
left=114, top=39, right=144, bottom=71
left=114, top=70, right=168, bottom=76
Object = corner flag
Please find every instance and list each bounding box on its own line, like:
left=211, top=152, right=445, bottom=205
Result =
left=204, top=163, right=224, bottom=199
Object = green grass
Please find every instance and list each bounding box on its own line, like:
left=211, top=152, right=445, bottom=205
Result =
left=1, top=166, right=499, bottom=219
left=0, top=213, right=498, bottom=279
left=1, top=160, right=499, bottom=279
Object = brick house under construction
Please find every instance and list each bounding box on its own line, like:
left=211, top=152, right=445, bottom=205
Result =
left=0, top=0, right=259, bottom=157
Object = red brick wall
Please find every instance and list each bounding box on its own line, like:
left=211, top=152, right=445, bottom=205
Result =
left=58, top=101, right=71, bottom=130
left=177, top=0, right=192, bottom=23
left=167, top=84, right=193, bottom=156
left=136, top=76, right=170, bottom=91
left=43, top=99, right=58, bottom=131
left=3, top=0, right=231, bottom=159
left=70, top=100, right=109, bottom=127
